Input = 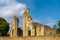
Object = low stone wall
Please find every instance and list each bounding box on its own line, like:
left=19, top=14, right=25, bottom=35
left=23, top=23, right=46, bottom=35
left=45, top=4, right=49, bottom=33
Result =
left=0, top=36, right=60, bottom=40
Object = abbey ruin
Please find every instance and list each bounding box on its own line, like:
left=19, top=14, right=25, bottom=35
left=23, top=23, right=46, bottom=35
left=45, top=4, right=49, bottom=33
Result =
left=9, top=8, right=56, bottom=37
left=0, top=8, right=60, bottom=40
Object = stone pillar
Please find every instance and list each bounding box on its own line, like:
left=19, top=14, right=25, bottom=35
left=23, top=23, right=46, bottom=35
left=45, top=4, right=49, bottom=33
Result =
left=40, top=25, right=45, bottom=36
left=10, top=16, right=19, bottom=37
left=36, top=26, right=40, bottom=36
left=23, top=13, right=26, bottom=37
left=30, top=24, right=35, bottom=36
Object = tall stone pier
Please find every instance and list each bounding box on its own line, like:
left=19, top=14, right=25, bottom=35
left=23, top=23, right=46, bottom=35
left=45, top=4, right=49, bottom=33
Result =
left=10, top=16, right=19, bottom=37
left=23, top=8, right=35, bottom=37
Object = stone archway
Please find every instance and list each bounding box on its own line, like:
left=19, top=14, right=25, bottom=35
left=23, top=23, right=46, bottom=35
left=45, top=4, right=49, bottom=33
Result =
left=28, top=27, right=31, bottom=36
left=23, top=8, right=35, bottom=37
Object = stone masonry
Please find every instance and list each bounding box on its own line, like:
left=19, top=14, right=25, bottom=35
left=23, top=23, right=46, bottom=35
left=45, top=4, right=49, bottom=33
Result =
left=10, top=16, right=19, bottom=37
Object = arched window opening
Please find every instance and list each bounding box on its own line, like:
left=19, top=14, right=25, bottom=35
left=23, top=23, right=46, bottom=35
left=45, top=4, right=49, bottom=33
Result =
left=28, top=27, right=31, bottom=36
left=35, top=26, right=36, bottom=36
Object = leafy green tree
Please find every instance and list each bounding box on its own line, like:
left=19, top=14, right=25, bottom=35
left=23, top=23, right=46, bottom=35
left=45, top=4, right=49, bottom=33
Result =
left=17, top=28, right=23, bottom=36
left=0, top=17, right=9, bottom=36
left=53, top=25, right=57, bottom=29
left=58, top=20, right=60, bottom=28
left=56, top=28, right=60, bottom=34
left=56, top=20, right=60, bottom=34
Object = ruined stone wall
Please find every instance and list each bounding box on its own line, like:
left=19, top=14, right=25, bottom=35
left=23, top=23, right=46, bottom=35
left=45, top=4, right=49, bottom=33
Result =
left=33, top=23, right=45, bottom=36
left=33, top=22, right=56, bottom=36
left=44, top=26, right=56, bottom=36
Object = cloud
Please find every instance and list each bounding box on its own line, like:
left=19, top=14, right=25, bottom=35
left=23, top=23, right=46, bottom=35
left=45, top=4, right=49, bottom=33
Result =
left=46, top=17, right=56, bottom=27
left=0, top=0, right=27, bottom=27
left=46, top=17, right=53, bottom=22
left=46, top=20, right=56, bottom=26
left=33, top=19, right=42, bottom=23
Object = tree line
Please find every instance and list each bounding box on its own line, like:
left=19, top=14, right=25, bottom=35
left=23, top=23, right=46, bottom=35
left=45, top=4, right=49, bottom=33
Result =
left=53, top=20, right=60, bottom=34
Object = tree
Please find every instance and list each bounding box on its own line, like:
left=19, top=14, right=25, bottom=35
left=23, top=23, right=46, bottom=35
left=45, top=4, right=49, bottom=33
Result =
left=17, top=28, right=23, bottom=36
left=53, top=25, right=57, bottom=29
left=0, top=17, right=9, bottom=36
left=56, top=20, right=60, bottom=34
left=58, top=20, right=60, bottom=28
left=56, top=28, right=60, bottom=34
